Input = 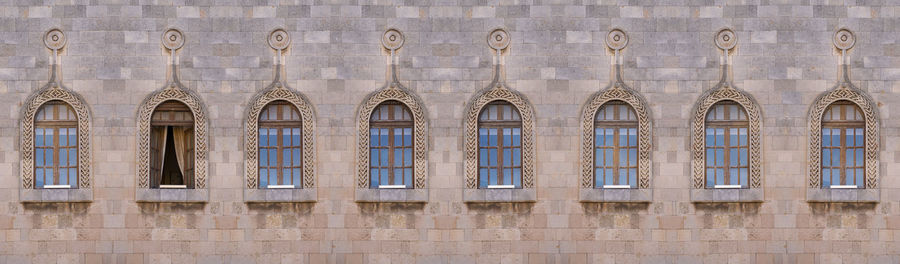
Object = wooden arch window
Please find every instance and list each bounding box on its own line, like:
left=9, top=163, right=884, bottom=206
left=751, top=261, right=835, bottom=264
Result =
left=150, top=100, right=195, bottom=189
left=369, top=101, right=414, bottom=188
left=34, top=101, right=78, bottom=188
left=258, top=101, right=303, bottom=188
left=478, top=101, right=522, bottom=189
left=704, top=101, right=749, bottom=188
left=594, top=101, right=638, bottom=188
left=822, top=101, right=865, bottom=188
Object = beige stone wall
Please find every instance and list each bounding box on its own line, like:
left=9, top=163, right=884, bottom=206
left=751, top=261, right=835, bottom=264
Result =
left=1, top=2, right=900, bottom=264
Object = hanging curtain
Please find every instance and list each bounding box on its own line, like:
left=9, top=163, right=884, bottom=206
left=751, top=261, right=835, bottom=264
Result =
left=172, top=126, right=188, bottom=181
left=153, top=126, right=167, bottom=186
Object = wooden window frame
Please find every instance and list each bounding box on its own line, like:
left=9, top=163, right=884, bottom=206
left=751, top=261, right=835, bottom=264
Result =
left=369, top=101, right=415, bottom=188
left=150, top=100, right=195, bottom=188
left=34, top=101, right=78, bottom=188
left=593, top=101, right=639, bottom=188
left=704, top=101, right=749, bottom=188
left=477, top=101, right=523, bottom=189
left=821, top=101, right=866, bottom=187
left=258, top=101, right=304, bottom=188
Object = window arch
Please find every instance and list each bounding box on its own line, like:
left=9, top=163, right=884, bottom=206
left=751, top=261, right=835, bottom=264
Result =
left=137, top=88, right=208, bottom=189
left=691, top=87, right=762, bottom=189
left=464, top=88, right=535, bottom=189
left=593, top=101, right=639, bottom=188
left=477, top=101, right=523, bottom=188
left=580, top=88, right=651, bottom=190
left=808, top=88, right=878, bottom=189
left=356, top=88, right=427, bottom=189
left=703, top=101, right=749, bottom=188
left=368, top=101, right=415, bottom=188
left=245, top=88, right=316, bottom=189
left=22, top=89, right=92, bottom=189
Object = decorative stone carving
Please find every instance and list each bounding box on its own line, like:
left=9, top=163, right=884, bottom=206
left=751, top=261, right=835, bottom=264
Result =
left=581, top=29, right=651, bottom=189
left=21, top=28, right=92, bottom=189
left=136, top=28, right=209, bottom=189
left=691, top=28, right=763, bottom=189
left=808, top=29, right=878, bottom=189
left=357, top=29, right=428, bottom=190
left=245, top=28, right=316, bottom=189
left=464, top=29, right=536, bottom=189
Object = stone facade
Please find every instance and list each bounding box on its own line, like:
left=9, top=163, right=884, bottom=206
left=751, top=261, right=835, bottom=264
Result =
left=1, top=2, right=900, bottom=264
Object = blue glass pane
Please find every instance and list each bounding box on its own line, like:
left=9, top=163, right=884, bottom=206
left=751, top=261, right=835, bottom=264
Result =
left=856, top=169, right=864, bottom=187
left=60, top=150, right=67, bottom=167
left=513, top=149, right=521, bottom=166
left=503, top=149, right=512, bottom=167
left=293, top=168, right=301, bottom=187
left=830, top=131, right=840, bottom=148
left=489, top=169, right=498, bottom=186
left=370, top=128, right=379, bottom=146
left=293, top=149, right=301, bottom=166
left=715, top=149, right=723, bottom=166
left=729, top=149, right=738, bottom=166
left=269, top=169, right=277, bottom=187
left=380, top=169, right=388, bottom=186
left=479, top=169, right=488, bottom=188
left=36, top=169, right=44, bottom=188
left=595, top=128, right=603, bottom=146
left=489, top=149, right=498, bottom=166
left=822, top=148, right=830, bottom=167
left=729, top=169, right=738, bottom=185
left=269, top=149, right=277, bottom=166
left=706, top=149, right=714, bottom=167
left=68, top=128, right=76, bottom=146
left=479, top=149, right=488, bottom=166
left=831, top=149, right=840, bottom=168
left=846, top=169, right=855, bottom=185
left=259, top=128, right=268, bottom=146
left=604, top=129, right=614, bottom=147
left=394, top=149, right=402, bottom=167
left=595, top=149, right=603, bottom=166
left=605, top=149, right=613, bottom=165
left=618, top=169, right=626, bottom=185
left=855, top=129, right=864, bottom=147
left=629, top=169, right=637, bottom=188
left=740, top=149, right=748, bottom=166
left=729, top=128, right=738, bottom=147
left=628, top=128, right=637, bottom=146
left=831, top=169, right=840, bottom=187
left=618, top=149, right=627, bottom=167
left=371, top=149, right=379, bottom=166
left=511, top=128, right=521, bottom=146
left=59, top=128, right=67, bottom=146
left=282, top=128, right=291, bottom=148
left=740, top=168, right=748, bottom=187
left=36, top=149, right=44, bottom=166
left=404, top=168, right=413, bottom=188
left=268, top=129, right=277, bottom=148
left=283, top=149, right=290, bottom=167
left=394, top=128, right=402, bottom=147
left=513, top=168, right=521, bottom=188
left=605, top=169, right=613, bottom=186
left=629, top=149, right=637, bottom=166
left=292, top=128, right=301, bottom=146
left=370, top=169, right=379, bottom=188
left=393, top=169, right=402, bottom=185
left=35, top=128, right=44, bottom=146
left=489, top=129, right=498, bottom=146
left=715, top=129, right=725, bottom=146
left=59, top=169, right=67, bottom=186
left=503, top=169, right=512, bottom=185
left=716, top=169, right=724, bottom=186
left=618, top=130, right=627, bottom=148
left=705, top=129, right=714, bottom=147
left=822, top=169, right=831, bottom=187
left=404, top=148, right=412, bottom=166
left=479, top=129, right=489, bottom=147
left=69, top=149, right=76, bottom=166
left=739, top=128, right=747, bottom=146
left=503, top=128, right=512, bottom=146
left=856, top=149, right=864, bottom=168
left=260, top=169, right=268, bottom=188
left=822, top=129, right=831, bottom=146
left=69, top=168, right=76, bottom=186
left=845, top=149, right=853, bottom=167
left=846, top=129, right=854, bottom=146
left=380, top=129, right=389, bottom=147
left=46, top=149, right=54, bottom=166
left=595, top=168, right=603, bottom=187
left=380, top=149, right=388, bottom=166
left=706, top=169, right=715, bottom=188
left=404, top=128, right=412, bottom=146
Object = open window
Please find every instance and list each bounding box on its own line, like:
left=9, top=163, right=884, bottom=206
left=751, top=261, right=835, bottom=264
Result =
left=149, top=100, right=195, bottom=189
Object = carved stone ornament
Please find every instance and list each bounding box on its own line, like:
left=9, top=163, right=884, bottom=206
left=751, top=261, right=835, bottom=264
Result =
left=464, top=30, right=536, bottom=189
left=245, top=28, right=316, bottom=189
left=357, top=28, right=428, bottom=189
left=606, top=28, right=628, bottom=51
left=136, top=29, right=209, bottom=189
left=22, top=29, right=92, bottom=189
left=487, top=28, right=510, bottom=51
left=808, top=28, right=878, bottom=189
left=691, top=28, right=764, bottom=189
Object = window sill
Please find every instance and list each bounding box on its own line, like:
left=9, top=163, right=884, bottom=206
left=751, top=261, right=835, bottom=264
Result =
left=20, top=188, right=93, bottom=203
left=690, top=188, right=762, bottom=203
left=356, top=188, right=427, bottom=203
left=807, top=188, right=879, bottom=203
left=245, top=188, right=317, bottom=203
left=135, top=189, right=208, bottom=203
left=579, top=188, right=651, bottom=203
left=463, top=189, right=535, bottom=203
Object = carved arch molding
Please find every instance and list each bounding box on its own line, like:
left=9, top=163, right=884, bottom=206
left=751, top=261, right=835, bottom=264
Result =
left=245, top=88, right=316, bottom=189
left=808, top=88, right=879, bottom=188
left=21, top=88, right=92, bottom=188
left=464, top=88, right=536, bottom=189
left=691, top=87, right=763, bottom=189
left=580, top=88, right=652, bottom=189
left=136, top=88, right=209, bottom=189
left=357, top=88, right=428, bottom=189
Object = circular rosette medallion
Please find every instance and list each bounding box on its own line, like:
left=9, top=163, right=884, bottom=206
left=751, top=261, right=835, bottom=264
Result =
left=833, top=28, right=856, bottom=51
left=268, top=28, right=291, bottom=50
left=162, top=28, right=185, bottom=50
left=43, top=29, right=66, bottom=51
left=606, top=29, right=628, bottom=51
left=487, top=28, right=510, bottom=50
left=382, top=28, right=404, bottom=51
left=715, top=28, right=737, bottom=50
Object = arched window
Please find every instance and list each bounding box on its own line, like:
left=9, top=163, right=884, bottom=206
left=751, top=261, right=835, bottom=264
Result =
left=369, top=101, right=414, bottom=189
left=594, top=101, right=638, bottom=188
left=704, top=101, right=749, bottom=188
left=149, top=100, right=195, bottom=189
left=477, top=101, right=522, bottom=189
left=34, top=101, right=78, bottom=188
left=821, top=101, right=865, bottom=188
left=257, top=101, right=303, bottom=188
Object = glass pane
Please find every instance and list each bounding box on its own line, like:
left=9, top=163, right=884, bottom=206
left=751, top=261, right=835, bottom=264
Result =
left=488, top=129, right=497, bottom=146
left=604, top=129, right=613, bottom=147
left=403, top=128, right=412, bottom=146
left=59, top=128, right=67, bottom=146
left=846, top=128, right=854, bottom=146
left=822, top=129, right=831, bottom=146
left=503, top=128, right=512, bottom=147
left=605, top=168, right=613, bottom=186
left=283, top=149, right=291, bottom=167
left=845, top=149, right=853, bottom=167
left=370, top=169, right=379, bottom=188
left=512, top=168, right=521, bottom=188
left=716, top=169, right=724, bottom=186
left=728, top=168, right=737, bottom=185
left=739, top=128, right=747, bottom=146
left=831, top=169, right=840, bottom=188
left=503, top=169, right=512, bottom=185
left=380, top=169, right=388, bottom=187
left=715, top=149, right=723, bottom=166
left=740, top=168, right=748, bottom=187
left=479, top=169, right=488, bottom=188
left=489, top=149, right=498, bottom=166
left=729, top=128, right=738, bottom=147
left=46, top=149, right=54, bottom=166
left=822, top=148, right=830, bottom=167
left=293, top=149, right=301, bottom=166
left=831, top=149, right=840, bottom=168
left=846, top=169, right=854, bottom=185
left=259, top=128, right=268, bottom=146
left=605, top=149, right=613, bottom=166
left=628, top=128, right=637, bottom=146
left=595, top=168, right=603, bottom=187
left=740, top=148, right=748, bottom=166
left=59, top=169, right=67, bottom=185
left=293, top=168, right=301, bottom=186
left=60, top=149, right=67, bottom=167
left=268, top=129, right=277, bottom=148
left=489, top=169, right=497, bottom=186
left=36, top=149, right=44, bottom=166
left=380, top=129, right=389, bottom=147
left=380, top=149, right=388, bottom=167
left=715, top=129, right=725, bottom=146
left=394, top=128, right=402, bottom=147
left=393, top=169, right=403, bottom=185
left=705, top=129, right=714, bottom=147
left=502, top=149, right=512, bottom=167
left=856, top=169, right=864, bottom=187
left=513, top=149, right=521, bottom=166
left=404, top=148, right=412, bottom=166
left=618, top=149, right=627, bottom=167
left=856, top=149, right=864, bottom=168
left=69, top=168, right=76, bottom=186
left=36, top=169, right=44, bottom=188
left=394, top=148, right=402, bottom=167
left=706, top=149, right=714, bottom=167
left=511, top=128, right=520, bottom=146
left=404, top=168, right=413, bottom=188
left=260, top=168, right=268, bottom=188
left=479, top=129, right=489, bottom=147
left=595, top=128, right=604, bottom=146
left=855, top=129, right=864, bottom=147
left=479, top=149, right=488, bottom=166
left=729, top=149, right=738, bottom=167
left=292, top=128, right=301, bottom=146
left=268, top=169, right=277, bottom=187
left=371, top=149, right=380, bottom=166
left=268, top=149, right=277, bottom=166
left=706, top=169, right=714, bottom=188
left=822, top=169, right=831, bottom=187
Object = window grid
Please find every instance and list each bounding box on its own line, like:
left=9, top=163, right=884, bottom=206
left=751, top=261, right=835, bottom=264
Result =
left=704, top=101, right=749, bottom=188
left=594, top=101, right=638, bottom=188
left=369, top=101, right=414, bottom=188
left=822, top=102, right=865, bottom=188
left=34, top=101, right=78, bottom=188
left=258, top=101, right=303, bottom=188
left=478, top=102, right=523, bottom=189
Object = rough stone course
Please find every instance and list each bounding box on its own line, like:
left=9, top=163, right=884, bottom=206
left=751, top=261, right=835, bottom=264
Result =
left=1, top=2, right=900, bottom=264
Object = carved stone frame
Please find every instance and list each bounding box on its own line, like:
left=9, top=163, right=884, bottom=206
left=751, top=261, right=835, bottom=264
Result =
left=807, top=87, right=879, bottom=189
left=463, top=87, right=536, bottom=190
left=690, top=86, right=763, bottom=189
left=20, top=86, right=94, bottom=202
left=356, top=87, right=429, bottom=195
left=135, top=87, right=209, bottom=202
